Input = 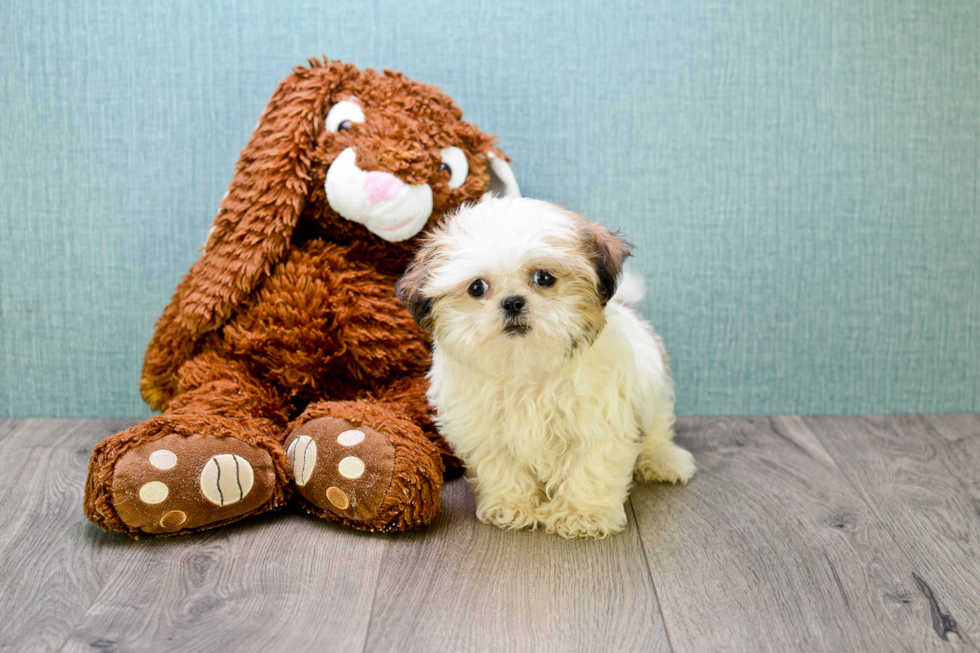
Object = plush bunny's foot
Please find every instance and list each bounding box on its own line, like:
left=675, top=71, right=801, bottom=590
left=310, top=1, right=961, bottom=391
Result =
left=284, top=413, right=443, bottom=532
left=85, top=415, right=288, bottom=537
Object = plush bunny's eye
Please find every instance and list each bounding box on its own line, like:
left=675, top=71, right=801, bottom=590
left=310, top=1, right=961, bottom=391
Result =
left=326, top=100, right=365, bottom=132
left=440, top=147, right=469, bottom=189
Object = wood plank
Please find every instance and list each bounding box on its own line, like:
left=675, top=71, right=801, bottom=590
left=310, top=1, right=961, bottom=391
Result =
left=6, top=415, right=976, bottom=652
left=363, top=478, right=669, bottom=653
left=61, top=503, right=388, bottom=652
left=631, top=416, right=971, bottom=652
left=0, top=418, right=82, bottom=450
left=0, top=419, right=138, bottom=652
left=805, top=414, right=980, bottom=647
left=0, top=418, right=25, bottom=444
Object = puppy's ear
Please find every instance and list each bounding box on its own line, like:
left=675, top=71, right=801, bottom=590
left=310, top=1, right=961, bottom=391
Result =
left=586, top=223, right=632, bottom=304
left=396, top=240, right=438, bottom=330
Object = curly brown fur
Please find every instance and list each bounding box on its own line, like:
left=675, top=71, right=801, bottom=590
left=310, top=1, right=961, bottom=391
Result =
left=87, top=59, right=505, bottom=537
left=373, top=376, right=464, bottom=478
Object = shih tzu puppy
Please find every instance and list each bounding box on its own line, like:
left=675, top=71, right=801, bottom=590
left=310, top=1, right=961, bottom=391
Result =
left=396, top=196, right=694, bottom=539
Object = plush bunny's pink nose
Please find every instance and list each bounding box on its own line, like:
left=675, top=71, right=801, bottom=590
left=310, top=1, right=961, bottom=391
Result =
left=364, top=171, right=405, bottom=204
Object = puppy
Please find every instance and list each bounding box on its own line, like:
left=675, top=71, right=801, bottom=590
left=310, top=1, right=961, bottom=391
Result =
left=397, top=196, right=695, bottom=539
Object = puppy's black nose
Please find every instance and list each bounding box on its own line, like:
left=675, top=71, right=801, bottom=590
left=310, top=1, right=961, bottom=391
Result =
left=501, top=295, right=526, bottom=316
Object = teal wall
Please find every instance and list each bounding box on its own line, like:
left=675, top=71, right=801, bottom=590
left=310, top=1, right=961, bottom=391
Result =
left=2, top=0, right=978, bottom=418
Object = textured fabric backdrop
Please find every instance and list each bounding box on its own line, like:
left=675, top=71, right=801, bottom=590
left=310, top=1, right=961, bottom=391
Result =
left=2, top=0, right=978, bottom=418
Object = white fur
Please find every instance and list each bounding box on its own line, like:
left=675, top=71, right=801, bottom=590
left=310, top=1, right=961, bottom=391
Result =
left=612, top=270, right=645, bottom=308
left=325, top=147, right=433, bottom=242
left=424, top=197, right=695, bottom=539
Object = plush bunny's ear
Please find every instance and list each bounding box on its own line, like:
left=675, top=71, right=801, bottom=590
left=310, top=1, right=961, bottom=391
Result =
left=486, top=150, right=520, bottom=197
left=140, top=60, right=355, bottom=409
left=178, top=63, right=353, bottom=335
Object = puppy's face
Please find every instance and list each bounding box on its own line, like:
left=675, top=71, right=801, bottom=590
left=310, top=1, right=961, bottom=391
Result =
left=397, top=197, right=631, bottom=374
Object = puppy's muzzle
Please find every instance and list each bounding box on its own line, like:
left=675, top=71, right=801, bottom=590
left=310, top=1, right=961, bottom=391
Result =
left=501, top=295, right=530, bottom=336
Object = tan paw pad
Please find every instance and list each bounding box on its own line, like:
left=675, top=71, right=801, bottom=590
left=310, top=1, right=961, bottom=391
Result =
left=148, top=449, right=177, bottom=470
left=338, top=456, right=365, bottom=479
left=159, top=510, right=187, bottom=529
left=139, top=481, right=169, bottom=504
left=286, top=435, right=317, bottom=487
left=326, top=487, right=349, bottom=510
left=337, top=429, right=365, bottom=446
left=200, top=454, right=254, bottom=506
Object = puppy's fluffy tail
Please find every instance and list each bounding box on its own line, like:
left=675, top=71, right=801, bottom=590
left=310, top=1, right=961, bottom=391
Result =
left=612, top=270, right=645, bottom=307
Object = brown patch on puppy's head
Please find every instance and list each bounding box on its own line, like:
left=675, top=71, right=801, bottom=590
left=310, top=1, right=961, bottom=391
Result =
left=395, top=234, right=442, bottom=331
left=581, top=221, right=632, bottom=305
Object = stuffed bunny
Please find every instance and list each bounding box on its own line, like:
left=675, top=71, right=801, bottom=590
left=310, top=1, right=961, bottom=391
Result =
left=84, top=59, right=520, bottom=538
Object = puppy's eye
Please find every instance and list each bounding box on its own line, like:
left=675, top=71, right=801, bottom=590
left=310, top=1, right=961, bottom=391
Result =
left=440, top=147, right=469, bottom=189
left=326, top=100, right=365, bottom=132
left=468, top=279, right=489, bottom=298
left=533, top=270, right=556, bottom=287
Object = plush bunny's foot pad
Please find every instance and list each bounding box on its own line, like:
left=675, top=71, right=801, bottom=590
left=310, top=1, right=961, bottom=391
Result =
left=85, top=417, right=287, bottom=537
left=284, top=416, right=443, bottom=532
left=111, top=434, right=277, bottom=535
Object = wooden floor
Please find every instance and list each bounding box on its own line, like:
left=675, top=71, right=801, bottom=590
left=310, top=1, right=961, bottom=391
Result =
left=1, top=416, right=978, bottom=652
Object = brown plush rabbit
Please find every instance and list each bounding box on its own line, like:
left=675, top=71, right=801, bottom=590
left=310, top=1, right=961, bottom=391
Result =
left=84, top=59, right=520, bottom=538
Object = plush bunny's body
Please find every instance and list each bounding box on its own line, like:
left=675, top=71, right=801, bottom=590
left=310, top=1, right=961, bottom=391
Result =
left=84, top=60, right=519, bottom=537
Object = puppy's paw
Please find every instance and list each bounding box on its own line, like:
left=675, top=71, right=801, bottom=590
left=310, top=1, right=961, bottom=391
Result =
left=538, top=502, right=627, bottom=540
left=635, top=440, right=696, bottom=484
left=476, top=499, right=539, bottom=531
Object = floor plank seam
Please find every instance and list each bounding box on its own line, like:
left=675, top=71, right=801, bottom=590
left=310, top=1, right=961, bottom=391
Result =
left=628, top=497, right=677, bottom=653
left=918, top=415, right=980, bottom=516
left=360, top=539, right=389, bottom=653
left=0, top=420, right=136, bottom=653
left=52, top=528, right=131, bottom=653
left=805, top=417, right=980, bottom=651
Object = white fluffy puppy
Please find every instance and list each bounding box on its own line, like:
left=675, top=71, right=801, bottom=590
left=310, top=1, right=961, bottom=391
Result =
left=396, top=196, right=695, bottom=539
